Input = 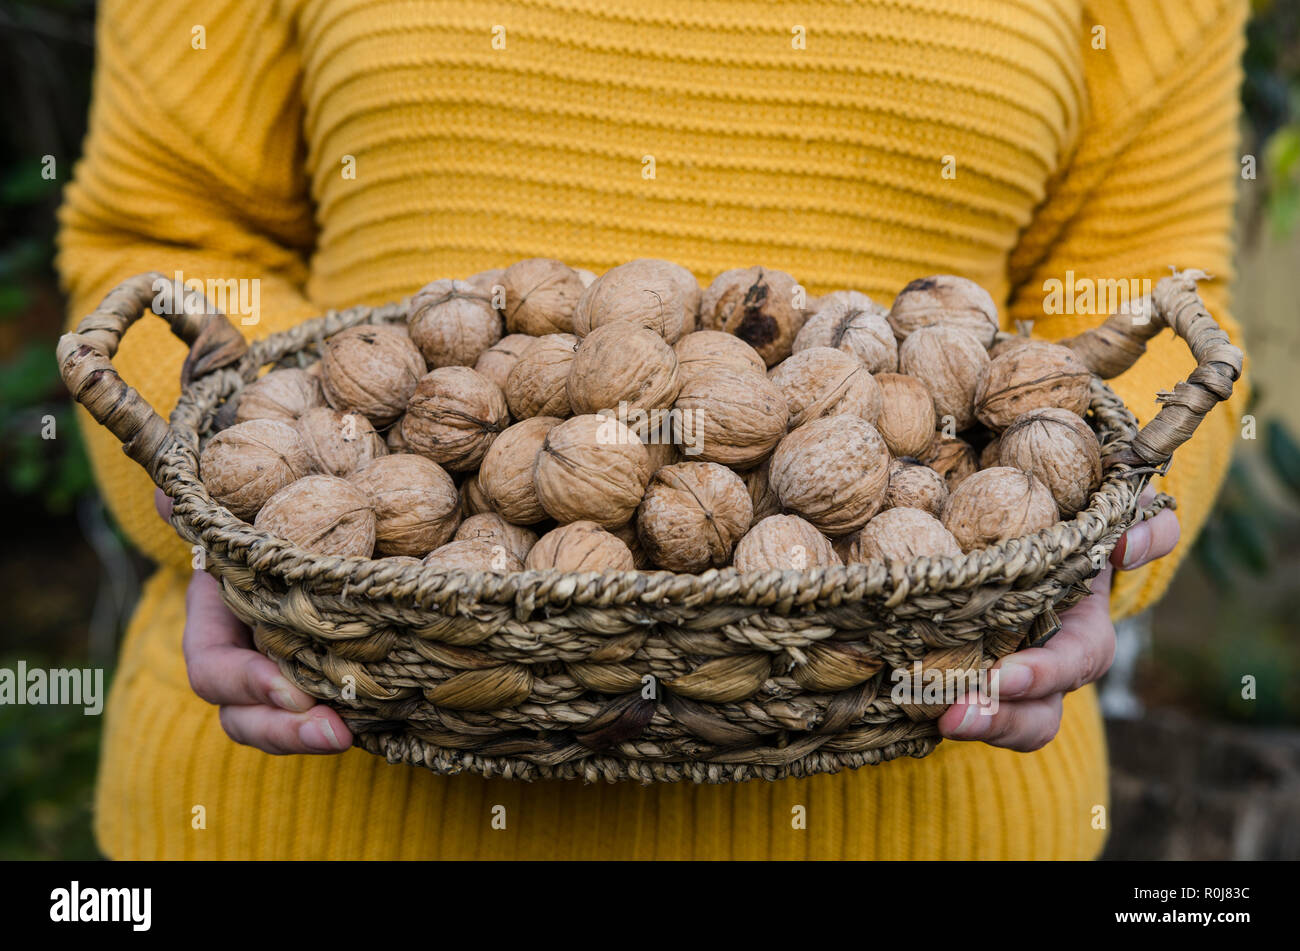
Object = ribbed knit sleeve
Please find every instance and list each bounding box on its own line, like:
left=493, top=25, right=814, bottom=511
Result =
left=1007, top=0, right=1251, bottom=619
left=56, top=0, right=319, bottom=572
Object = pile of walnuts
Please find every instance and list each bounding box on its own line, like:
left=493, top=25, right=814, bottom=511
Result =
left=201, top=260, right=1104, bottom=573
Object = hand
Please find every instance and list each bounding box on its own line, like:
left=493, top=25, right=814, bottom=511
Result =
left=157, top=489, right=353, bottom=755
left=938, top=488, right=1180, bottom=752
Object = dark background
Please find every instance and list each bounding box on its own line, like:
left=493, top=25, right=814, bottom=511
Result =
left=1, top=0, right=1297, bottom=859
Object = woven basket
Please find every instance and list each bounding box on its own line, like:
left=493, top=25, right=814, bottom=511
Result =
left=58, top=269, right=1241, bottom=783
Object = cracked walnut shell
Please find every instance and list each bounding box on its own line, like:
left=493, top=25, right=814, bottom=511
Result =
left=699, top=266, right=803, bottom=367
left=636, top=462, right=753, bottom=572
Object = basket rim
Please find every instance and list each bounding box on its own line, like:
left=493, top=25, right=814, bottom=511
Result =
left=161, top=319, right=1152, bottom=613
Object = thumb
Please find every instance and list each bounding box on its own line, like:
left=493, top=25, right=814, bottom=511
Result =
left=154, top=488, right=173, bottom=521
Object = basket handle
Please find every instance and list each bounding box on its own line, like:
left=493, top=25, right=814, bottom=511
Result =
left=1061, top=269, right=1242, bottom=469
left=56, top=271, right=249, bottom=480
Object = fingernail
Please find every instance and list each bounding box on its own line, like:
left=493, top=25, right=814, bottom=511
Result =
left=950, top=703, right=989, bottom=739
left=997, top=661, right=1033, bottom=698
left=270, top=681, right=312, bottom=713
left=1120, top=523, right=1150, bottom=569
left=300, top=717, right=346, bottom=751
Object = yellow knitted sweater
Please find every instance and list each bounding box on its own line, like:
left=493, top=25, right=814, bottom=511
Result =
left=59, top=0, right=1248, bottom=860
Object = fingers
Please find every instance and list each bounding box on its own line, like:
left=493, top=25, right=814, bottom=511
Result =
left=154, top=488, right=173, bottom=521
left=985, top=567, right=1117, bottom=701
left=940, top=694, right=1064, bottom=752
left=182, top=571, right=315, bottom=713
left=218, top=705, right=353, bottom=755
left=1112, top=505, right=1181, bottom=570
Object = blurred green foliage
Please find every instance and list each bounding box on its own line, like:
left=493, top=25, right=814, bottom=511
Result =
left=1244, top=0, right=1300, bottom=235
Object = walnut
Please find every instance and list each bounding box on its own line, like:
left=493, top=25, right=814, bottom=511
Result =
left=898, top=325, right=990, bottom=431
left=408, top=278, right=503, bottom=368
left=575, top=267, right=599, bottom=287
left=572, top=258, right=697, bottom=343
left=609, top=521, right=654, bottom=569
left=979, top=435, right=1001, bottom=470
left=348, top=454, right=461, bottom=556
left=504, top=333, right=577, bottom=419
left=295, top=406, right=387, bottom=477
left=920, top=433, right=978, bottom=492
left=320, top=324, right=426, bottom=427
left=421, top=538, right=523, bottom=572
left=199, top=418, right=313, bottom=520
left=887, top=274, right=1000, bottom=347
left=502, top=258, right=584, bottom=335
left=672, top=367, right=788, bottom=468
left=525, top=520, right=636, bottom=571
left=567, top=322, right=681, bottom=425
left=987, top=334, right=1034, bottom=361
left=386, top=415, right=410, bottom=453
left=743, top=459, right=781, bottom=526
left=997, top=408, right=1101, bottom=516
left=884, top=458, right=948, bottom=517
left=467, top=267, right=505, bottom=295
left=673, top=330, right=767, bottom=378
left=793, top=296, right=897, bottom=372
left=234, top=368, right=325, bottom=424
left=767, top=347, right=883, bottom=429
left=459, top=472, right=493, bottom=517
left=870, top=373, right=936, bottom=458
left=768, top=414, right=891, bottom=535
left=477, top=416, right=563, bottom=524
left=642, top=438, right=680, bottom=474
left=635, top=462, right=753, bottom=571
left=534, top=414, right=652, bottom=528
left=404, top=366, right=509, bottom=472
left=454, top=512, right=538, bottom=564
left=732, top=514, right=840, bottom=571
left=474, top=333, right=537, bottom=391
left=973, top=340, right=1093, bottom=431
left=941, top=466, right=1058, bottom=552
left=254, top=474, right=376, bottom=558
left=699, top=266, right=803, bottom=367
left=847, top=507, right=962, bottom=562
